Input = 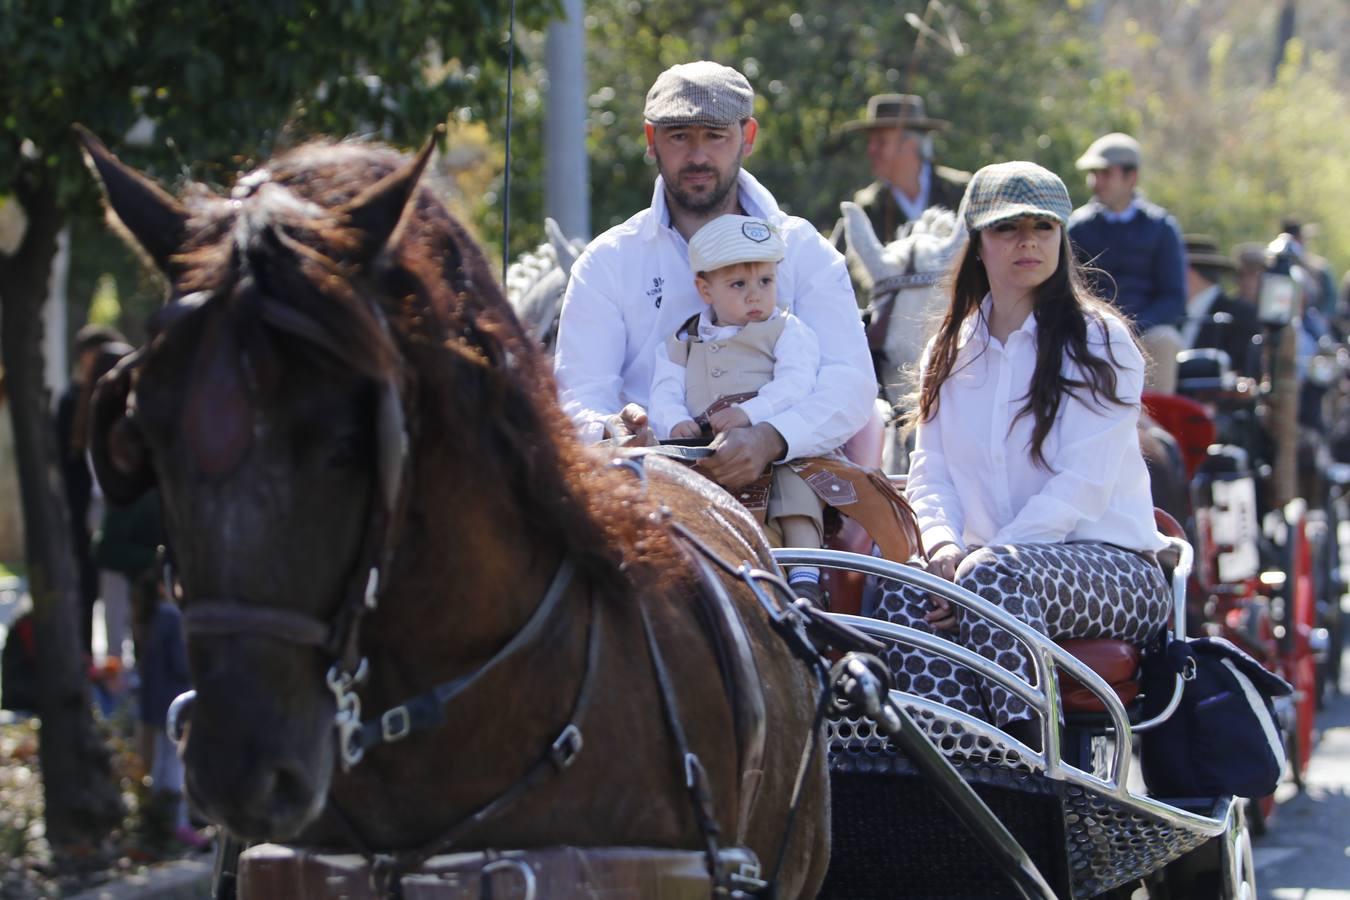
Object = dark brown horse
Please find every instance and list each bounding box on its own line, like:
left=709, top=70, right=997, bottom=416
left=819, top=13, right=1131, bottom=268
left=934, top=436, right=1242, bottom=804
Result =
left=80, top=131, right=829, bottom=897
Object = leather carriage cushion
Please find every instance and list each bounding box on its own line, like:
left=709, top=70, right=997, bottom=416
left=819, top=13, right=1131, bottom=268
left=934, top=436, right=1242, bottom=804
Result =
left=1056, top=638, right=1141, bottom=713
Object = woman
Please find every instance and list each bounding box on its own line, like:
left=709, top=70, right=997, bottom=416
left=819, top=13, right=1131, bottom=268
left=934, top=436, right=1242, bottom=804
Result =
left=876, top=161, right=1170, bottom=741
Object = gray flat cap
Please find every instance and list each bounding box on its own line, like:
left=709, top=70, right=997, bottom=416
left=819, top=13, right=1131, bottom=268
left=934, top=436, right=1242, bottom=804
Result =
left=645, top=61, right=754, bottom=128
left=1075, top=132, right=1142, bottom=171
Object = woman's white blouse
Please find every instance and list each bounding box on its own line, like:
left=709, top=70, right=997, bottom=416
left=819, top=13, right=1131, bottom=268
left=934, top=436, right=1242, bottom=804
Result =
left=908, top=302, right=1165, bottom=554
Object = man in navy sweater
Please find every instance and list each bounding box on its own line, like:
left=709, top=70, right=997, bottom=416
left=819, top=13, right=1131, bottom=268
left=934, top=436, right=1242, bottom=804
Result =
left=1068, top=132, right=1187, bottom=392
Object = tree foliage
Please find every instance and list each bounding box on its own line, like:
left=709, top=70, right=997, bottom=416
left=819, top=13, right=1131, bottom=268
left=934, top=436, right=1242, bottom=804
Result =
left=0, top=0, right=554, bottom=856
left=0, top=0, right=554, bottom=208
left=488, top=0, right=1347, bottom=285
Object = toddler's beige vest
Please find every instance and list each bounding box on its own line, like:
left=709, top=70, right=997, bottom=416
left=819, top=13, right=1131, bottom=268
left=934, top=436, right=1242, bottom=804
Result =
left=666, top=313, right=787, bottom=416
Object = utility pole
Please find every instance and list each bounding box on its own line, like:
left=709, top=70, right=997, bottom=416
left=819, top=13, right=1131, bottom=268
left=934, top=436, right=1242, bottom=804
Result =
left=1272, top=0, right=1297, bottom=82
left=544, top=0, right=590, bottom=241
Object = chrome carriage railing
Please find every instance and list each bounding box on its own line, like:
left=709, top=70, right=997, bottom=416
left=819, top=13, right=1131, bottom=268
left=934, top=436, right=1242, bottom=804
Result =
left=773, top=539, right=1229, bottom=839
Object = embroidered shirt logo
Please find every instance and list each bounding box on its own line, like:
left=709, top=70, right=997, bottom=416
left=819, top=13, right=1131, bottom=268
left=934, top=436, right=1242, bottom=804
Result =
left=742, top=222, right=771, bottom=242
left=646, top=276, right=664, bottom=308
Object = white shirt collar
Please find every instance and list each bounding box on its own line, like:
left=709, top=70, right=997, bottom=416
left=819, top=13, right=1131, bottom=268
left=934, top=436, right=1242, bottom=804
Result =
left=696, top=306, right=781, bottom=341
left=890, top=162, right=933, bottom=223
left=640, top=169, right=784, bottom=242
left=961, top=294, right=1039, bottom=348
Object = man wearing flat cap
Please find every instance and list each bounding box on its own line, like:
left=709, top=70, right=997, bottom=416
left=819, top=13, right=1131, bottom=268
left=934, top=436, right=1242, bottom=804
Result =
left=1181, top=235, right=1261, bottom=378
left=1068, top=132, right=1187, bottom=392
left=842, top=93, right=970, bottom=244
left=555, top=61, right=873, bottom=489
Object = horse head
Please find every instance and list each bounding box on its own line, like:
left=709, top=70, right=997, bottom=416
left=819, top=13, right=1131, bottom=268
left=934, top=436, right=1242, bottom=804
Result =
left=505, top=217, right=583, bottom=351
left=80, top=128, right=435, bottom=841
left=841, top=202, right=965, bottom=390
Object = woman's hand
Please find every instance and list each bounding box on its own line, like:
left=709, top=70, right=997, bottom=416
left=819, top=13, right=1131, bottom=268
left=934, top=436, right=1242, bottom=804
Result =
left=925, top=542, right=967, bottom=632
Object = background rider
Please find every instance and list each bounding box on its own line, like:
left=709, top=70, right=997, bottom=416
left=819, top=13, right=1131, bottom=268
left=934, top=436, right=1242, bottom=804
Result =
left=1068, top=132, right=1187, bottom=394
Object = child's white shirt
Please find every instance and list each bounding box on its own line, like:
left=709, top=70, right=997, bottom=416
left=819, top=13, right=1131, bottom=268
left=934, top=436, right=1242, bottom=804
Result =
left=649, top=307, right=821, bottom=440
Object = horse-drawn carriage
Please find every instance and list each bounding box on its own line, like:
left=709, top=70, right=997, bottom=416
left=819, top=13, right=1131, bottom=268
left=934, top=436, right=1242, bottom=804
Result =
left=77, top=130, right=1273, bottom=899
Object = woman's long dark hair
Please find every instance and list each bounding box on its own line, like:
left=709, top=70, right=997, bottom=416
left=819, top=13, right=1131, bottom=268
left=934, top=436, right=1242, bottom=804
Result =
left=914, top=229, right=1138, bottom=469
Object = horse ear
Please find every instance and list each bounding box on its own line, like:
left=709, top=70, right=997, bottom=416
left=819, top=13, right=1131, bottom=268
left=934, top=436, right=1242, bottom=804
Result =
left=544, top=217, right=582, bottom=277
left=74, top=125, right=188, bottom=275
left=840, top=201, right=893, bottom=284
left=88, top=352, right=156, bottom=505
left=339, top=129, right=440, bottom=262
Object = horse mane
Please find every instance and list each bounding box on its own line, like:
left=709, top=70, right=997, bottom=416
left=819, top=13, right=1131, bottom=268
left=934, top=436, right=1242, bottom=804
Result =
left=171, top=139, right=675, bottom=596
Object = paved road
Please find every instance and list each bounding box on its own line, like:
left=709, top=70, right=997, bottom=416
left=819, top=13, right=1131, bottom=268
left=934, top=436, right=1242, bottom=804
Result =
left=1255, top=652, right=1350, bottom=899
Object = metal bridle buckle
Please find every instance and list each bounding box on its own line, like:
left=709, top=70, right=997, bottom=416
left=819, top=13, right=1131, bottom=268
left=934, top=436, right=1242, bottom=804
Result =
left=480, top=858, right=537, bottom=900
left=327, top=658, right=370, bottom=772
left=381, top=705, right=412, bottom=743
left=549, top=724, right=583, bottom=771
left=729, top=858, right=767, bottom=893
left=1182, top=657, right=1198, bottom=681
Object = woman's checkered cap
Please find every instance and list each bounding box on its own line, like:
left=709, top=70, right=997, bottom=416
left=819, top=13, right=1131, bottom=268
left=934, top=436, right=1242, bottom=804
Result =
left=688, top=215, right=785, bottom=274
left=961, top=161, right=1073, bottom=232
left=644, top=62, right=754, bottom=128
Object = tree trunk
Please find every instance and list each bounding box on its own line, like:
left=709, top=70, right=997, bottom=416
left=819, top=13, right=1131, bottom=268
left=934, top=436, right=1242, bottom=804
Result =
left=0, top=172, right=123, bottom=853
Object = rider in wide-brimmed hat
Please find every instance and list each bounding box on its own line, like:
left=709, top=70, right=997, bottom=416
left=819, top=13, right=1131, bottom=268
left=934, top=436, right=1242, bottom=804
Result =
left=1180, top=234, right=1261, bottom=377
left=841, top=94, right=970, bottom=245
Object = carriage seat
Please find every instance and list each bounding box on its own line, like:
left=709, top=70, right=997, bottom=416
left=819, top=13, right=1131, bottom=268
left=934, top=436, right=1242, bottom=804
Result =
left=1057, top=515, right=1181, bottom=715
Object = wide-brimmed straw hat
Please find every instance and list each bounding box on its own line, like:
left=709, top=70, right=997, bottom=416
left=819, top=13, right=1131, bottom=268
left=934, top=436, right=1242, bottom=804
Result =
left=961, top=161, right=1073, bottom=232
left=841, top=93, right=950, bottom=134
left=1184, top=235, right=1237, bottom=272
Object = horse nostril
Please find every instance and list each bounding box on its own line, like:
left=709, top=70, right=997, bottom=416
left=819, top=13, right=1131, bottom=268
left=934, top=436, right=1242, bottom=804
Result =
left=265, top=760, right=314, bottom=822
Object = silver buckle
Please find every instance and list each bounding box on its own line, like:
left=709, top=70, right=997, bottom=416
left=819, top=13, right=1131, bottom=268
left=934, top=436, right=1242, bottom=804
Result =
left=327, top=659, right=370, bottom=771
left=549, top=724, right=583, bottom=770
left=481, top=858, right=536, bottom=900
left=381, top=706, right=412, bottom=743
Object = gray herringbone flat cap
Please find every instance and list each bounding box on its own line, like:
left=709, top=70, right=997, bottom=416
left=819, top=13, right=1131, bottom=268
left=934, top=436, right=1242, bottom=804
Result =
left=962, top=161, right=1073, bottom=231
left=645, top=61, right=754, bottom=128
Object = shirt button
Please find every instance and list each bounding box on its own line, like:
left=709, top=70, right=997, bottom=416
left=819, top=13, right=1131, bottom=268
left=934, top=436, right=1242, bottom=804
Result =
left=711, top=368, right=724, bottom=377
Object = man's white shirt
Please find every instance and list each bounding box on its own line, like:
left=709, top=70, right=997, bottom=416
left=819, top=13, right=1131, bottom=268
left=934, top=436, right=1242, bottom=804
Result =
left=555, top=169, right=874, bottom=459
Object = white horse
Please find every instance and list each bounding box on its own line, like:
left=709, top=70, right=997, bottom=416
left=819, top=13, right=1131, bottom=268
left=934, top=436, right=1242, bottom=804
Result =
left=505, top=217, right=584, bottom=351
left=841, top=202, right=966, bottom=471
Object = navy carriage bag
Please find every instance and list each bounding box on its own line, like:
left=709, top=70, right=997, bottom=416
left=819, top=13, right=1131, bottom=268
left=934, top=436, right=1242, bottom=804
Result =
left=1138, top=636, right=1292, bottom=799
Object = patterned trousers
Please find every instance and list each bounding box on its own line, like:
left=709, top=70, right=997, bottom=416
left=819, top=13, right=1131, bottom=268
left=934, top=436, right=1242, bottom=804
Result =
left=874, top=542, right=1171, bottom=727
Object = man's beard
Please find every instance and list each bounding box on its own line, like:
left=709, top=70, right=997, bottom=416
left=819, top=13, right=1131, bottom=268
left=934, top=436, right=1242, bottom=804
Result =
left=657, top=156, right=739, bottom=215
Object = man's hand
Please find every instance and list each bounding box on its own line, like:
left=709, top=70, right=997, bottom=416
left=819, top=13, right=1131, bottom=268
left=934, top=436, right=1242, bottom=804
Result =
left=708, top=406, right=751, bottom=434
left=697, top=422, right=786, bottom=490
left=604, top=403, right=656, bottom=446
left=670, top=420, right=703, bottom=440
